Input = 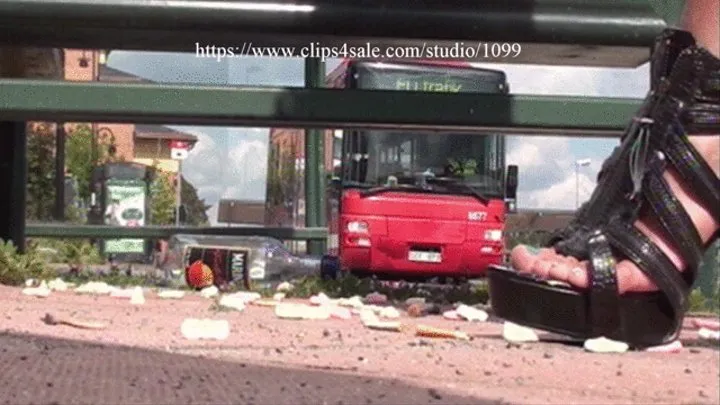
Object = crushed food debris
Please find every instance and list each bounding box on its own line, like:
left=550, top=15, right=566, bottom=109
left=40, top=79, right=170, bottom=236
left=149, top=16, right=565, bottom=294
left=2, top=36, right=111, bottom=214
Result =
left=337, top=296, right=364, bottom=309
left=378, top=306, right=401, bottom=319
left=218, top=295, right=246, bottom=312
left=275, top=303, right=330, bottom=320
left=359, top=309, right=402, bottom=332
left=502, top=322, right=539, bottom=343
left=276, top=281, right=294, bottom=292
left=359, top=308, right=379, bottom=325
left=583, top=337, right=629, bottom=353
left=43, top=313, right=107, bottom=330
left=698, top=328, right=720, bottom=341
left=200, top=285, right=219, bottom=298
left=157, top=290, right=185, bottom=299
left=130, top=286, right=145, bottom=305
left=227, top=291, right=261, bottom=304
left=455, top=304, right=488, bottom=322
left=329, top=306, right=352, bottom=320
left=110, top=288, right=135, bottom=298
left=309, top=292, right=331, bottom=306
left=251, top=299, right=280, bottom=307
left=443, top=310, right=461, bottom=320
left=645, top=340, right=683, bottom=353
left=416, top=324, right=469, bottom=340
left=365, top=320, right=403, bottom=332
left=180, top=318, right=230, bottom=340
left=75, top=281, right=117, bottom=295
left=22, top=280, right=51, bottom=297
left=47, top=278, right=69, bottom=292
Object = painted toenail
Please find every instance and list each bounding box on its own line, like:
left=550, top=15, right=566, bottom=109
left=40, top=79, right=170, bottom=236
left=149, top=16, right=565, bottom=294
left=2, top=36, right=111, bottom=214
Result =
left=525, top=246, right=542, bottom=255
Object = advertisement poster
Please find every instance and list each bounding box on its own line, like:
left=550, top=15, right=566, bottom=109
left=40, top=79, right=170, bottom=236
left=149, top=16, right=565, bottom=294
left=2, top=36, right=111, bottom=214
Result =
left=104, top=179, right=146, bottom=254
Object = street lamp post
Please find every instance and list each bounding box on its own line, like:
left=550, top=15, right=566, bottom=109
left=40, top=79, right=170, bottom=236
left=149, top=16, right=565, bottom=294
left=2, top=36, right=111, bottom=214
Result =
left=575, top=158, right=591, bottom=209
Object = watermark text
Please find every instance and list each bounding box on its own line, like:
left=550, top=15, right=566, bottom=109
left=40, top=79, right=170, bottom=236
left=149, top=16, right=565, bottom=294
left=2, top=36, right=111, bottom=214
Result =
left=195, top=42, right=521, bottom=62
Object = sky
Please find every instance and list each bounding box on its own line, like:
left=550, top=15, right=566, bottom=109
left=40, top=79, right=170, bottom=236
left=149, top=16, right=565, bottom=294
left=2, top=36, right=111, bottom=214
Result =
left=107, top=52, right=650, bottom=225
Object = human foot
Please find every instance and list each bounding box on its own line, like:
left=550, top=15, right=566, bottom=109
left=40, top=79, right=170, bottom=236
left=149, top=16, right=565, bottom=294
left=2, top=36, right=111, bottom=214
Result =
left=546, top=28, right=697, bottom=252
left=511, top=68, right=720, bottom=294
left=488, top=43, right=720, bottom=347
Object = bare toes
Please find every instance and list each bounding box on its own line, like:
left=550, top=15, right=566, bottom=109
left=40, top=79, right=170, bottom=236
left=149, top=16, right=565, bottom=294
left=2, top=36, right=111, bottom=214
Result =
left=567, top=264, right=590, bottom=288
left=510, top=245, right=542, bottom=273
left=532, top=260, right=554, bottom=279
left=547, top=261, right=572, bottom=282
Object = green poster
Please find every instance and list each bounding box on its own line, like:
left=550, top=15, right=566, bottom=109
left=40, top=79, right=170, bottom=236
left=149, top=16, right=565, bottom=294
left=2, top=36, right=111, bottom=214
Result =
left=104, top=179, right=146, bottom=254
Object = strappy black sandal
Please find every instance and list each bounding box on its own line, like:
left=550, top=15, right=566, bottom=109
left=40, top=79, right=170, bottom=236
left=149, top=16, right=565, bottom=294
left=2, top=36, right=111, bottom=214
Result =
left=488, top=33, right=720, bottom=348
left=548, top=29, right=697, bottom=252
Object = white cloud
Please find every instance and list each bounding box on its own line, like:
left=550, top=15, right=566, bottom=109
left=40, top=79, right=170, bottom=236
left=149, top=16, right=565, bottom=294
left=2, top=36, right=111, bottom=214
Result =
left=110, top=52, right=650, bottom=218
left=171, top=126, right=269, bottom=224
left=472, top=62, right=649, bottom=210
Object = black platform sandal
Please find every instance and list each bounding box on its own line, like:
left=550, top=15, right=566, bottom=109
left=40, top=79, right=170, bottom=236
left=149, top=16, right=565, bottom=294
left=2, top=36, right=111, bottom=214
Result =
left=548, top=29, right=697, bottom=252
left=488, top=40, right=720, bottom=348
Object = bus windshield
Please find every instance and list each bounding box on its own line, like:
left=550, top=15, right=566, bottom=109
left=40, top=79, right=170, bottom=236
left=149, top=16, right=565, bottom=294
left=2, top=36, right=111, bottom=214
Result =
left=341, top=131, right=505, bottom=199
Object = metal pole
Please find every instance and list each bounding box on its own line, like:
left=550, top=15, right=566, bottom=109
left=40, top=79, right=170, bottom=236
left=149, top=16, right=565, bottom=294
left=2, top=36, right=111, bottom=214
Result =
left=91, top=51, right=98, bottom=166
left=0, top=121, right=27, bottom=252
left=304, top=57, right=326, bottom=255
left=54, top=122, right=66, bottom=221
left=175, top=160, right=182, bottom=226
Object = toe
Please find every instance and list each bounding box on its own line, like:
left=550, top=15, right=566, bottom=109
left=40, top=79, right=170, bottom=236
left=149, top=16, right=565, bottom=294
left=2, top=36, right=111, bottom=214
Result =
left=509, top=245, right=539, bottom=273
left=567, top=265, right=590, bottom=288
left=547, top=261, right=572, bottom=283
left=532, top=260, right=554, bottom=279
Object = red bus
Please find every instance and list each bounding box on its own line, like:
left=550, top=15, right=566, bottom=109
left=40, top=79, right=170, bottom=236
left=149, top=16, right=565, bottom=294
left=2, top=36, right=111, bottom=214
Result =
left=319, top=60, right=518, bottom=281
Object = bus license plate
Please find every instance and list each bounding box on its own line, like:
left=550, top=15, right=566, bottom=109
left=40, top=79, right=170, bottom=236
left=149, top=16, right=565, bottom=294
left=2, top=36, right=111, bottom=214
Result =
left=408, top=251, right=442, bottom=263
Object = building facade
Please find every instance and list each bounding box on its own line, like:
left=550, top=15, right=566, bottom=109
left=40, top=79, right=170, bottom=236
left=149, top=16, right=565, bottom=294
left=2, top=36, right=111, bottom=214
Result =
left=63, top=49, right=197, bottom=174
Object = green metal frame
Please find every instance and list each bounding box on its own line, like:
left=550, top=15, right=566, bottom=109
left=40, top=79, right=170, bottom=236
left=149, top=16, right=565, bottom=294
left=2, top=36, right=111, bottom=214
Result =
left=0, top=0, right=666, bottom=67
left=0, top=79, right=643, bottom=137
left=304, top=58, right=327, bottom=254
left=26, top=224, right=327, bottom=241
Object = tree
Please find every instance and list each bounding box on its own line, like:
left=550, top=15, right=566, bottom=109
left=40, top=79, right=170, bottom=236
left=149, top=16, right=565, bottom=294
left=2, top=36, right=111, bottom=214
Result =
left=25, top=122, right=56, bottom=221
left=148, top=167, right=210, bottom=226
left=149, top=169, right=176, bottom=225
left=181, top=176, right=211, bottom=226
left=65, top=124, right=116, bottom=203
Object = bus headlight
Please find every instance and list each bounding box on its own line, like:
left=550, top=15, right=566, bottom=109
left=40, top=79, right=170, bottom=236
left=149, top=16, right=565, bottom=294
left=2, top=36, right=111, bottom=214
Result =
left=484, top=230, right=503, bottom=241
left=347, top=220, right=368, bottom=233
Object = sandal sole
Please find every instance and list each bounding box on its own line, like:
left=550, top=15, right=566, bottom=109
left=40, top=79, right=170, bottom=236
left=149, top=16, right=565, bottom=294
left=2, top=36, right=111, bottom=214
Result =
left=488, top=265, right=678, bottom=347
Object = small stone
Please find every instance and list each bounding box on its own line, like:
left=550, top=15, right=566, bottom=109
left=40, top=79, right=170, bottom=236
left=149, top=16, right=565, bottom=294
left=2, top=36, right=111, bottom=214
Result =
left=364, top=292, right=387, bottom=305
left=543, top=352, right=553, bottom=359
left=427, top=388, right=442, bottom=400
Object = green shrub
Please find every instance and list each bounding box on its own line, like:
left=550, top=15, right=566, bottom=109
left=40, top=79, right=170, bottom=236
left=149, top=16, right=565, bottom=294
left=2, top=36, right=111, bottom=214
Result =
left=0, top=240, right=54, bottom=286
left=30, top=238, right=104, bottom=269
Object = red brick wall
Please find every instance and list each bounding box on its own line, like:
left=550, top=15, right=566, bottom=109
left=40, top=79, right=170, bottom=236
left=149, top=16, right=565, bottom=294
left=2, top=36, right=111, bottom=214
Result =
left=63, top=49, right=135, bottom=160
